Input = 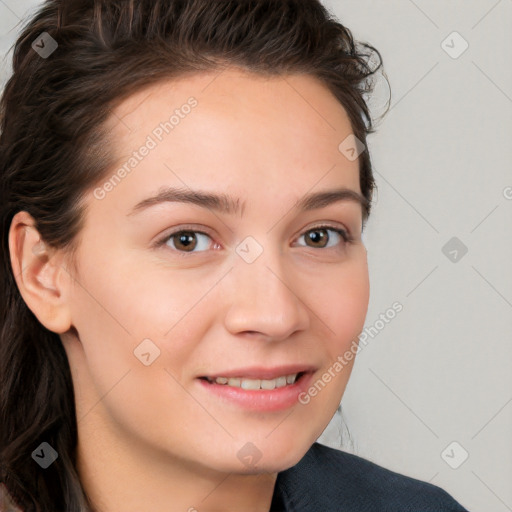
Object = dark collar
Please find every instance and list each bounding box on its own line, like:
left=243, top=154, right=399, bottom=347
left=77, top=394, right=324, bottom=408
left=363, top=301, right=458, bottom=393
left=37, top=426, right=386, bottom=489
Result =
left=269, top=442, right=469, bottom=512
left=270, top=442, right=330, bottom=511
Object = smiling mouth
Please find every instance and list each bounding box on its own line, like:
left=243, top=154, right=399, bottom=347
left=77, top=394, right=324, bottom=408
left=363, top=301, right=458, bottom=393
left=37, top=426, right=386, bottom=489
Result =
left=199, top=372, right=307, bottom=390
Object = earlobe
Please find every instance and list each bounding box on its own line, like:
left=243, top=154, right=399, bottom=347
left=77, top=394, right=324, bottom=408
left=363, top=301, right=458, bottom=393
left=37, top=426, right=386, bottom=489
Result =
left=8, top=211, right=73, bottom=334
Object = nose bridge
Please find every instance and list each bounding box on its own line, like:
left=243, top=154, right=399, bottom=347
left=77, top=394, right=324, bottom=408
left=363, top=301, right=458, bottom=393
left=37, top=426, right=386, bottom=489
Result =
left=223, top=239, right=309, bottom=340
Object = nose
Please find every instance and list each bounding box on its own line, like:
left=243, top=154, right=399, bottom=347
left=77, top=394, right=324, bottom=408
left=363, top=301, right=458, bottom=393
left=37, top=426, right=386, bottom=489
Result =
left=223, top=247, right=310, bottom=342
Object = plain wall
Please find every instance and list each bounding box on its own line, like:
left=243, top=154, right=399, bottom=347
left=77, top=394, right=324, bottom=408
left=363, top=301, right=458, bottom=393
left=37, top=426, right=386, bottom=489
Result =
left=317, top=2, right=512, bottom=512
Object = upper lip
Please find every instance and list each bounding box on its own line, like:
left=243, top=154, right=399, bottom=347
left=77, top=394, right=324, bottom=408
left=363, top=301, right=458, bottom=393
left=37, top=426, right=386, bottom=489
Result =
left=200, top=364, right=316, bottom=380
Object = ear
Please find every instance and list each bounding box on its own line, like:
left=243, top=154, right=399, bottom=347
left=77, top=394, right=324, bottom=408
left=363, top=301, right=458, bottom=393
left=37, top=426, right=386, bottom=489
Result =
left=8, top=211, right=73, bottom=334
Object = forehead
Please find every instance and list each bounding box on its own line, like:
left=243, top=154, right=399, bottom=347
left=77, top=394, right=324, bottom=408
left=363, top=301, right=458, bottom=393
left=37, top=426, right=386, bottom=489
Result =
left=99, top=68, right=361, bottom=208
left=111, top=67, right=351, bottom=130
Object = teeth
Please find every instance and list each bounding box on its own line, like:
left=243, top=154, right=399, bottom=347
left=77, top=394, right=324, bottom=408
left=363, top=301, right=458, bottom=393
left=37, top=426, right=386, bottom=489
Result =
left=241, top=379, right=260, bottom=390
left=261, top=379, right=276, bottom=390
left=211, top=373, right=299, bottom=389
left=286, top=374, right=296, bottom=384
left=275, top=376, right=287, bottom=388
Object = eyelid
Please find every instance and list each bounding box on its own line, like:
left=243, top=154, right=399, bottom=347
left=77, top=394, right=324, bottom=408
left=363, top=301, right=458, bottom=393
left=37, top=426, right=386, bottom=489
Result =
left=302, top=222, right=351, bottom=237
left=156, top=224, right=214, bottom=241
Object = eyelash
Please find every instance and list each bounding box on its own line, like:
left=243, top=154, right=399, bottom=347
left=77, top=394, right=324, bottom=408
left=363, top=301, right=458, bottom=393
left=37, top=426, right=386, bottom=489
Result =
left=156, top=224, right=354, bottom=255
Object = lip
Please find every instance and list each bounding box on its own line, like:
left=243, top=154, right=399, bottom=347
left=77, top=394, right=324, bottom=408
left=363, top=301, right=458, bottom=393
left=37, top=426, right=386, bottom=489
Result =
left=196, top=365, right=317, bottom=412
left=199, top=364, right=316, bottom=380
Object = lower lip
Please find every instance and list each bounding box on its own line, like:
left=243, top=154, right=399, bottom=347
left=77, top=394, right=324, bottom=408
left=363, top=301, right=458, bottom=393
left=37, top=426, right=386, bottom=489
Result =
left=197, top=373, right=314, bottom=412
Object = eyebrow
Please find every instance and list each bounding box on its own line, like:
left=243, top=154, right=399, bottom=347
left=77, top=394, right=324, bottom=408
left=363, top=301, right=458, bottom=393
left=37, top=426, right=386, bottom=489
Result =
left=127, top=186, right=370, bottom=219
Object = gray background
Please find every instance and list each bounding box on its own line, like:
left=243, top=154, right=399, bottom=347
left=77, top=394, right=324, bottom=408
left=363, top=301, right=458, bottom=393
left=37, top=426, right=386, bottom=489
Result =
left=1, top=1, right=511, bottom=510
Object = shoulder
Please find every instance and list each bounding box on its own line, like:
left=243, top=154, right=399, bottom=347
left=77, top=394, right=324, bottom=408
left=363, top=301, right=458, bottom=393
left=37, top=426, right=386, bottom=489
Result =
left=273, top=442, right=470, bottom=512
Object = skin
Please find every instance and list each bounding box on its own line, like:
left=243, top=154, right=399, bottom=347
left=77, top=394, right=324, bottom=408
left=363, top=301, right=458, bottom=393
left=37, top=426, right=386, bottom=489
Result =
left=10, top=68, right=370, bottom=512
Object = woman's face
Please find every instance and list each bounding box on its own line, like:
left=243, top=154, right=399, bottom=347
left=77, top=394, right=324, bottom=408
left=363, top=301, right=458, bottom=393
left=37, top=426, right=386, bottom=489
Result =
left=63, top=68, right=369, bottom=475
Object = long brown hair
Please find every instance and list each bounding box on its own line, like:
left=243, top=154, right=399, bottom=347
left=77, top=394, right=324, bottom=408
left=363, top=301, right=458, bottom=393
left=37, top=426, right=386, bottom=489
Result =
left=0, top=1, right=388, bottom=510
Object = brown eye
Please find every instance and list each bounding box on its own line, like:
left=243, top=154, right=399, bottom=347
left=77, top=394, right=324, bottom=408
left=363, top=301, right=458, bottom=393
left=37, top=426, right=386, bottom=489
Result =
left=298, top=226, right=349, bottom=249
left=164, top=230, right=212, bottom=253
left=305, top=228, right=329, bottom=248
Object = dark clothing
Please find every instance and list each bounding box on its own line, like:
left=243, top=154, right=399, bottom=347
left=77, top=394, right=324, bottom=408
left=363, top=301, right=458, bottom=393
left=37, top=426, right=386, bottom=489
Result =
left=270, top=442, right=469, bottom=511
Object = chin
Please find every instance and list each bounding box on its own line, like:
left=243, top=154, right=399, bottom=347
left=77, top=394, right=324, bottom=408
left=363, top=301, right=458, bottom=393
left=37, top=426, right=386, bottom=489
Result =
left=184, top=433, right=313, bottom=476
left=235, top=430, right=318, bottom=475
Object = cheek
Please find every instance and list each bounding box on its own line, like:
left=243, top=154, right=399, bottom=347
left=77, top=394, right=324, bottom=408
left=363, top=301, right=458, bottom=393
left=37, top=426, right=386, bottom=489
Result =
left=66, top=263, right=199, bottom=436
left=67, top=250, right=214, bottom=398
left=310, top=250, right=369, bottom=355
left=72, top=249, right=203, bottom=343
left=296, top=257, right=368, bottom=436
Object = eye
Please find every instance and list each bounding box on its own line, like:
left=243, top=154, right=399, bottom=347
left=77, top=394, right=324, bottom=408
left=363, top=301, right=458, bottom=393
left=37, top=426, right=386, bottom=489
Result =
left=161, top=229, right=216, bottom=253
left=295, top=225, right=351, bottom=249
left=157, top=224, right=352, bottom=255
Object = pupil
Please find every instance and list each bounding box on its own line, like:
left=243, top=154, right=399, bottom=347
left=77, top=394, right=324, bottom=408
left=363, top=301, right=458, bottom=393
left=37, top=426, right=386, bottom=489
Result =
left=309, top=229, right=327, bottom=247
left=176, top=232, right=196, bottom=250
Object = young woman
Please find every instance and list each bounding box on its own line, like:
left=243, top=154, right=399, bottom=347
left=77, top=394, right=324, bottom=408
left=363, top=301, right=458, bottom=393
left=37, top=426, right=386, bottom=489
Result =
left=0, top=1, right=470, bottom=510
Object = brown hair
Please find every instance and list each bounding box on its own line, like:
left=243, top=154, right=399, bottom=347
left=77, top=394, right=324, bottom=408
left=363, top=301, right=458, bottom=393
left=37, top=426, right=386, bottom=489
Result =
left=0, top=0, right=388, bottom=510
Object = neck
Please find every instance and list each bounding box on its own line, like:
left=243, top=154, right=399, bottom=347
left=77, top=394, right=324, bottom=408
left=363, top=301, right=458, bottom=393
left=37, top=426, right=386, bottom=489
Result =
left=75, top=413, right=278, bottom=512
